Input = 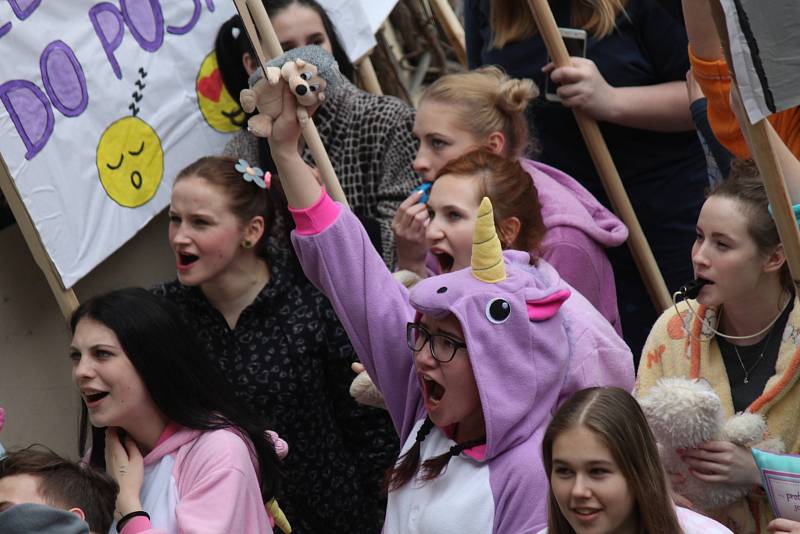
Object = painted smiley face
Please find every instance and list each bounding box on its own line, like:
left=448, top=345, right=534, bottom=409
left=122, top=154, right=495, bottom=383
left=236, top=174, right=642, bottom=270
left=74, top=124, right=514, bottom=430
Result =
left=196, top=51, right=244, bottom=133
left=96, top=116, right=163, bottom=208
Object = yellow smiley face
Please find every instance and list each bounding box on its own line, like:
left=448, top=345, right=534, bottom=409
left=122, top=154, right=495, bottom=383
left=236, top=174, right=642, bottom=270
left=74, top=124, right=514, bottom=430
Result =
left=96, top=116, right=163, bottom=208
left=196, top=51, right=244, bottom=133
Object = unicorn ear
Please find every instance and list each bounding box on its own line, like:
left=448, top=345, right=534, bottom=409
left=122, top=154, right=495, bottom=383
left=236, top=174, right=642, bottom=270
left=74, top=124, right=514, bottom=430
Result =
left=526, top=289, right=571, bottom=321
left=471, top=197, right=506, bottom=283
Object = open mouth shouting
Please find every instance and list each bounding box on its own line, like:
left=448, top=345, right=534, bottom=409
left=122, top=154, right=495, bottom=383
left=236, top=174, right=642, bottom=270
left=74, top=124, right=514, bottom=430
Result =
left=177, top=252, right=199, bottom=271
left=431, top=248, right=455, bottom=273
left=420, top=374, right=446, bottom=409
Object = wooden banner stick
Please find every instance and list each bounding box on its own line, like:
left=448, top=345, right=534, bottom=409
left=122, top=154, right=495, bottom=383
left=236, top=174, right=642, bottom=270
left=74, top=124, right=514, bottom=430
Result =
left=428, top=0, right=468, bottom=67
left=357, top=56, right=384, bottom=95
left=0, top=154, right=79, bottom=320
left=708, top=0, right=800, bottom=291
left=525, top=0, right=671, bottom=312
left=233, top=0, right=348, bottom=207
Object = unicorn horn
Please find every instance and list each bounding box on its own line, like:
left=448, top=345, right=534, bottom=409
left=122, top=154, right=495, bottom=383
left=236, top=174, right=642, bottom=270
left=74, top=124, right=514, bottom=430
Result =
left=471, top=197, right=506, bottom=283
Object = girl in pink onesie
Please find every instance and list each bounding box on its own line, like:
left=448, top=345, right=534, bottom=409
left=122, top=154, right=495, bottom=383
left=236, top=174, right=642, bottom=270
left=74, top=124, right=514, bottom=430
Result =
left=70, top=288, right=284, bottom=534
left=263, top=78, right=633, bottom=532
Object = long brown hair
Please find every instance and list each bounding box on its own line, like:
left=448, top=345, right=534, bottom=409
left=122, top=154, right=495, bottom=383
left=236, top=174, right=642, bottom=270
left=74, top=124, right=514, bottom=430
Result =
left=489, top=0, right=629, bottom=44
left=420, top=67, right=538, bottom=159
left=708, top=159, right=792, bottom=291
left=435, top=148, right=546, bottom=254
left=542, top=387, right=682, bottom=534
left=175, top=156, right=274, bottom=258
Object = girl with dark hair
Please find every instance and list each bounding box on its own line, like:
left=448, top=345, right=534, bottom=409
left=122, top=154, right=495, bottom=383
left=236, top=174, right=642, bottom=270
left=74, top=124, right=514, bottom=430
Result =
left=214, top=0, right=354, bottom=100
left=216, top=0, right=420, bottom=268
left=153, top=155, right=396, bottom=534
left=71, top=288, right=283, bottom=533
left=539, top=387, right=731, bottom=533
left=637, top=161, right=800, bottom=532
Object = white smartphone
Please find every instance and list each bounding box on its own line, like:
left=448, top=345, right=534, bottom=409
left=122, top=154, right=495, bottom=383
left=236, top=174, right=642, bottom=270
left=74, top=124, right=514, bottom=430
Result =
left=544, top=27, right=588, bottom=102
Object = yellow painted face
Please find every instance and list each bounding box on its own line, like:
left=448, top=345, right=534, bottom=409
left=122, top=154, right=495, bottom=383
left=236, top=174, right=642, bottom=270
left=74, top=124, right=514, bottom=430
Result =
left=196, top=51, right=244, bottom=133
left=96, top=116, right=164, bottom=208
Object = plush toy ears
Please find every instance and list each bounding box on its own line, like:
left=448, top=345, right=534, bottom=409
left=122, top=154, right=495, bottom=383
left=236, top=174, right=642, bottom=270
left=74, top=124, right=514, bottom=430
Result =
left=526, top=289, right=570, bottom=321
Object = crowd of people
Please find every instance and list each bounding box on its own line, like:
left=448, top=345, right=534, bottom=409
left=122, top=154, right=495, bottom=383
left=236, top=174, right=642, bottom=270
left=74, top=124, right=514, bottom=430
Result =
left=1, top=0, right=800, bottom=532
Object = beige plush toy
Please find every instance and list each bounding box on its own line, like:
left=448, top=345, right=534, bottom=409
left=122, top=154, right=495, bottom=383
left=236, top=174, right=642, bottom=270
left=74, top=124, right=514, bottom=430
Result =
left=638, top=377, right=784, bottom=511
left=239, top=46, right=338, bottom=138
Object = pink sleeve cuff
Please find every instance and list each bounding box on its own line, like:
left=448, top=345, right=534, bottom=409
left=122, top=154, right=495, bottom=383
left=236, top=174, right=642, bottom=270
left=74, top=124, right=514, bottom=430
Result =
left=288, top=188, right=342, bottom=235
left=120, top=516, right=152, bottom=534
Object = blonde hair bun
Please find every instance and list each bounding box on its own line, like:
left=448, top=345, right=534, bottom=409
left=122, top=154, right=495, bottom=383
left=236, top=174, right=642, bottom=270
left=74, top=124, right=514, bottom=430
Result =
left=497, top=77, right=538, bottom=114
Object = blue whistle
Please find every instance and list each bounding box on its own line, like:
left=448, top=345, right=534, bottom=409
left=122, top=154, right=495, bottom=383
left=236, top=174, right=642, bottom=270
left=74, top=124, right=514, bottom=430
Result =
left=412, top=182, right=432, bottom=204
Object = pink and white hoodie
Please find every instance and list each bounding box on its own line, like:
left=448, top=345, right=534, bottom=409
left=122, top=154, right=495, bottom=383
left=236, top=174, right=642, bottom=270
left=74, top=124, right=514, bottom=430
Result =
left=115, top=424, right=276, bottom=534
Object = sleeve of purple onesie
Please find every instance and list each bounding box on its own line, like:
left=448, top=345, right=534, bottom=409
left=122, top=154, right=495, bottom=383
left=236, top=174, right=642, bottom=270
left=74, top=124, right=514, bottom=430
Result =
left=290, top=190, right=423, bottom=440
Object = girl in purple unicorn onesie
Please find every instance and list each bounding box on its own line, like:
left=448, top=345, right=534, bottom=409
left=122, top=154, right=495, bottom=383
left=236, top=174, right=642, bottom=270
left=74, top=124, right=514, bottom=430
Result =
left=258, top=77, right=633, bottom=532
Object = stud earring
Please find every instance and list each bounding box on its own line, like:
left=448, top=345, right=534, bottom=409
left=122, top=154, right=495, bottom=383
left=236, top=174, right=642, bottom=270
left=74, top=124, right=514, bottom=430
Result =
left=242, top=239, right=253, bottom=249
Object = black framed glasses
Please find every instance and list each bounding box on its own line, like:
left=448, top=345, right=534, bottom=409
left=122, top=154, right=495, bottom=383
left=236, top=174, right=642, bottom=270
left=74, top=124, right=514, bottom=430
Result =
left=406, top=322, right=467, bottom=363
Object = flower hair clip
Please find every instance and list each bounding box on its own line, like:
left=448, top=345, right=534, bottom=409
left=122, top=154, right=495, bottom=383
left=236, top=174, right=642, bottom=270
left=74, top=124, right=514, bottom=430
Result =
left=235, top=159, right=271, bottom=189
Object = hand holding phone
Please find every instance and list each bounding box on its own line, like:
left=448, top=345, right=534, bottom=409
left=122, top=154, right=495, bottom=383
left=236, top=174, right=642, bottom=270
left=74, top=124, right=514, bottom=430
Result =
left=544, top=28, right=588, bottom=102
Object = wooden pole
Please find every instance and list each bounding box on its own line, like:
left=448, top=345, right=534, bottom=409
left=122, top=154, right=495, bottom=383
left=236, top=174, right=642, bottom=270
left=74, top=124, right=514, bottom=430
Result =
left=0, top=154, right=79, bottom=320
left=357, top=56, right=384, bottom=95
left=234, top=0, right=348, bottom=207
left=708, top=0, right=800, bottom=291
left=428, top=0, right=467, bottom=67
left=525, top=0, right=671, bottom=311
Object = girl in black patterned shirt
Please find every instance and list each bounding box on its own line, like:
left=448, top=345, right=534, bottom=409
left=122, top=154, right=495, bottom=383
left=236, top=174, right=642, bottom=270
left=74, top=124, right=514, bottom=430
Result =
left=153, top=155, right=397, bottom=534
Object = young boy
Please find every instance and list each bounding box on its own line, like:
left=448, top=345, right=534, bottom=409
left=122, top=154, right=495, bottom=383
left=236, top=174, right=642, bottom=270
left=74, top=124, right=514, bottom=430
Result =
left=0, top=446, right=117, bottom=534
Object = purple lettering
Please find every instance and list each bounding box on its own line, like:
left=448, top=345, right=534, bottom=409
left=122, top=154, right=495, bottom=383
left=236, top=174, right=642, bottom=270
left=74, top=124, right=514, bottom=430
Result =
left=205, top=0, right=215, bottom=11
left=40, top=41, right=88, bottom=118
left=121, top=0, right=164, bottom=52
left=0, top=22, right=10, bottom=39
left=89, top=2, right=125, bottom=79
left=166, top=0, right=201, bottom=35
left=8, top=0, right=41, bottom=20
left=0, top=80, right=54, bottom=160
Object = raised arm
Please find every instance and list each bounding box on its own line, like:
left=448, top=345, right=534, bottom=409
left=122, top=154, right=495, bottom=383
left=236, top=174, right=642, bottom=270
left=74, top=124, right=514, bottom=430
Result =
left=681, top=0, right=723, bottom=61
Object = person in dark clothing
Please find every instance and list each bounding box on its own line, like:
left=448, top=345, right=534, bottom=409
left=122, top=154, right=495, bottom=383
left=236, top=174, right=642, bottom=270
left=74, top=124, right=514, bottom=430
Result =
left=153, top=156, right=397, bottom=534
left=465, top=0, right=708, bottom=359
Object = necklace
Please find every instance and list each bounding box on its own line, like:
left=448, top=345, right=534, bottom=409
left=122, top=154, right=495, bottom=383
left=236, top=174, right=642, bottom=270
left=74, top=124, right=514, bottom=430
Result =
left=732, top=325, right=775, bottom=385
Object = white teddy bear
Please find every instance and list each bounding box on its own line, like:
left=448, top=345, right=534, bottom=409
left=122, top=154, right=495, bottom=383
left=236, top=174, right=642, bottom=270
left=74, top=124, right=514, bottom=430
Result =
left=638, top=377, right=784, bottom=511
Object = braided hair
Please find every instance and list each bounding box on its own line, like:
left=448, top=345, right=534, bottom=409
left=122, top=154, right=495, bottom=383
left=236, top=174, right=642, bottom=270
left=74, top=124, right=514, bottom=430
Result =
left=384, top=417, right=487, bottom=491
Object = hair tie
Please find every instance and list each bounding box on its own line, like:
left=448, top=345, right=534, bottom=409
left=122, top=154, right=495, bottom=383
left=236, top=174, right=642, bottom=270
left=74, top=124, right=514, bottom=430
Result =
left=449, top=436, right=487, bottom=458
left=235, top=158, right=271, bottom=189
left=416, top=417, right=435, bottom=443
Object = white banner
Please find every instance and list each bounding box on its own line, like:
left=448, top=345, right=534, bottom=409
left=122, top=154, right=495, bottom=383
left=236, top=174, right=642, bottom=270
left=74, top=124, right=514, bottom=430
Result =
left=0, top=0, right=239, bottom=288
left=719, top=0, right=800, bottom=124
left=318, top=0, right=398, bottom=63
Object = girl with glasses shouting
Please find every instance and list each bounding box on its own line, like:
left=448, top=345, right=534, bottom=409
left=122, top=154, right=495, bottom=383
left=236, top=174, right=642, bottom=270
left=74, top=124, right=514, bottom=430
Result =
left=258, top=80, right=632, bottom=532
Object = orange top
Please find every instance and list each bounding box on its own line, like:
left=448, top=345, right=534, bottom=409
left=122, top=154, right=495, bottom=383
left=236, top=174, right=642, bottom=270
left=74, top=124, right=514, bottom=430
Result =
left=689, top=45, right=800, bottom=159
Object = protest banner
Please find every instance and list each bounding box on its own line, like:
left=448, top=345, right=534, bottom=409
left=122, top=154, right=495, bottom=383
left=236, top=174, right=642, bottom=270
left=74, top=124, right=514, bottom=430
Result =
left=0, top=0, right=237, bottom=297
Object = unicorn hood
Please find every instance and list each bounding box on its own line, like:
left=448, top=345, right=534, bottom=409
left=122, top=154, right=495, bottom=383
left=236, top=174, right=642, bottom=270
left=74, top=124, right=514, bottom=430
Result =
left=409, top=198, right=572, bottom=459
